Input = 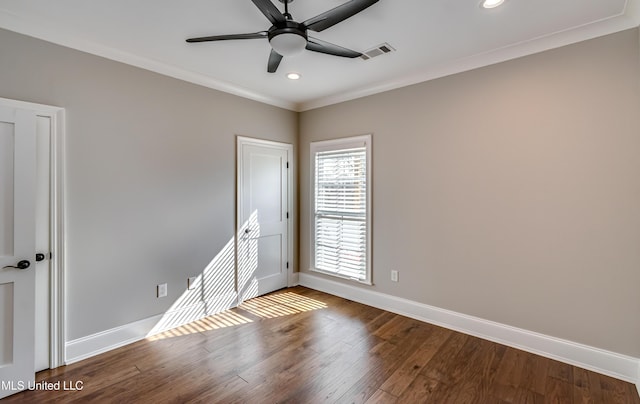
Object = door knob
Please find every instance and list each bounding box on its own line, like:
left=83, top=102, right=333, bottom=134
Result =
left=2, top=260, right=31, bottom=270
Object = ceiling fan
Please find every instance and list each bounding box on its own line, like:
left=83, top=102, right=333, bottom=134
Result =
left=186, top=0, right=379, bottom=73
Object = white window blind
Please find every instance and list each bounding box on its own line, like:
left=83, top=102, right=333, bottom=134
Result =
left=311, top=135, right=371, bottom=283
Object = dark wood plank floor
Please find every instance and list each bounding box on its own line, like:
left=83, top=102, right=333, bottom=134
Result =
left=3, top=286, right=639, bottom=403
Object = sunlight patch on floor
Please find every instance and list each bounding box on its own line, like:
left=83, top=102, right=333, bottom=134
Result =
left=147, top=310, right=253, bottom=341
left=239, top=291, right=327, bottom=319
left=146, top=291, right=327, bottom=340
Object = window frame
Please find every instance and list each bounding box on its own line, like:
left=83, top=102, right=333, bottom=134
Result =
left=309, top=134, right=372, bottom=285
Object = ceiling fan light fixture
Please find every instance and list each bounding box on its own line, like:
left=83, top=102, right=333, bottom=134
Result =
left=481, top=0, right=505, bottom=9
left=270, top=32, right=307, bottom=56
left=287, top=72, right=301, bottom=80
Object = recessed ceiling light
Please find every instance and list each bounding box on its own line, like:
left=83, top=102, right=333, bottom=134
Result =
left=481, top=0, right=505, bottom=9
left=287, top=72, right=301, bottom=80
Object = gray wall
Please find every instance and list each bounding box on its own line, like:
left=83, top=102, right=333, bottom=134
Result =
left=0, top=28, right=297, bottom=340
left=2, top=25, right=639, bottom=358
left=300, top=29, right=640, bottom=357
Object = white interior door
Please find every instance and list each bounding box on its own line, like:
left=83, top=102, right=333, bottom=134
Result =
left=0, top=106, right=37, bottom=399
left=237, top=137, right=291, bottom=302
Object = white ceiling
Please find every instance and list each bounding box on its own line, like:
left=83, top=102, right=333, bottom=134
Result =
left=0, top=0, right=638, bottom=111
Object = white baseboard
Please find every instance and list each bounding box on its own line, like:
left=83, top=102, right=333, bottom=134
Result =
left=289, top=271, right=300, bottom=287
left=65, top=293, right=237, bottom=364
left=299, top=272, right=640, bottom=384
left=636, top=362, right=640, bottom=397
left=65, top=314, right=163, bottom=364
left=64, top=272, right=640, bottom=390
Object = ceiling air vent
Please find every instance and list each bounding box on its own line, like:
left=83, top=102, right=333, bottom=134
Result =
left=360, top=43, right=395, bottom=60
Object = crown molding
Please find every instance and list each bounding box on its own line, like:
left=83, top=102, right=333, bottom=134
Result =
left=0, top=8, right=297, bottom=111
left=1, top=4, right=638, bottom=113
left=298, top=9, right=640, bottom=111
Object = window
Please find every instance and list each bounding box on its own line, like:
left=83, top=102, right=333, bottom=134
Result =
left=310, top=135, right=371, bottom=284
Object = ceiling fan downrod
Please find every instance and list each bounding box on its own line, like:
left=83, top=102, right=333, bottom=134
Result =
left=279, top=0, right=293, bottom=20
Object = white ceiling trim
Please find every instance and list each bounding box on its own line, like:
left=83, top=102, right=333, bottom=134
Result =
left=1, top=3, right=639, bottom=113
left=298, top=9, right=639, bottom=111
left=0, top=7, right=298, bottom=111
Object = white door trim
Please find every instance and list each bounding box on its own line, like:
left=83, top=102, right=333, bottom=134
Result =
left=236, top=136, right=294, bottom=293
left=0, top=97, right=66, bottom=368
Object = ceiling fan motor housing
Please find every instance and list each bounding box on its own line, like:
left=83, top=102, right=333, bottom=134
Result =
left=268, top=21, right=308, bottom=56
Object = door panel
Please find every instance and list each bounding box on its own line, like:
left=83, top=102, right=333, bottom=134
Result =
left=255, top=235, right=282, bottom=280
left=249, top=153, right=283, bottom=222
left=0, top=283, right=14, bottom=366
left=237, top=139, right=290, bottom=302
left=0, top=121, right=15, bottom=257
left=0, top=107, right=37, bottom=399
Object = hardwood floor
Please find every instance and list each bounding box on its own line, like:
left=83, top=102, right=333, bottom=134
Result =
left=3, top=286, right=639, bottom=403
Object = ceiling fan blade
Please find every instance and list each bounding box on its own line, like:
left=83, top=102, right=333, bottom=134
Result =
left=186, top=31, right=268, bottom=43
left=306, top=37, right=362, bottom=58
left=267, top=49, right=283, bottom=73
left=303, top=0, right=379, bottom=32
left=251, top=0, right=286, bottom=24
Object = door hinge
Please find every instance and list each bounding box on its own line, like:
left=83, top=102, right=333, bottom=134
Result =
left=286, top=212, right=289, bottom=219
left=286, top=162, right=289, bottom=169
left=286, top=262, right=289, bottom=269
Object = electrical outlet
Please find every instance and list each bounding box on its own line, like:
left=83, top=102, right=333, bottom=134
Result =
left=391, top=270, right=399, bottom=282
left=187, top=276, right=198, bottom=290
left=157, top=283, right=168, bottom=298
